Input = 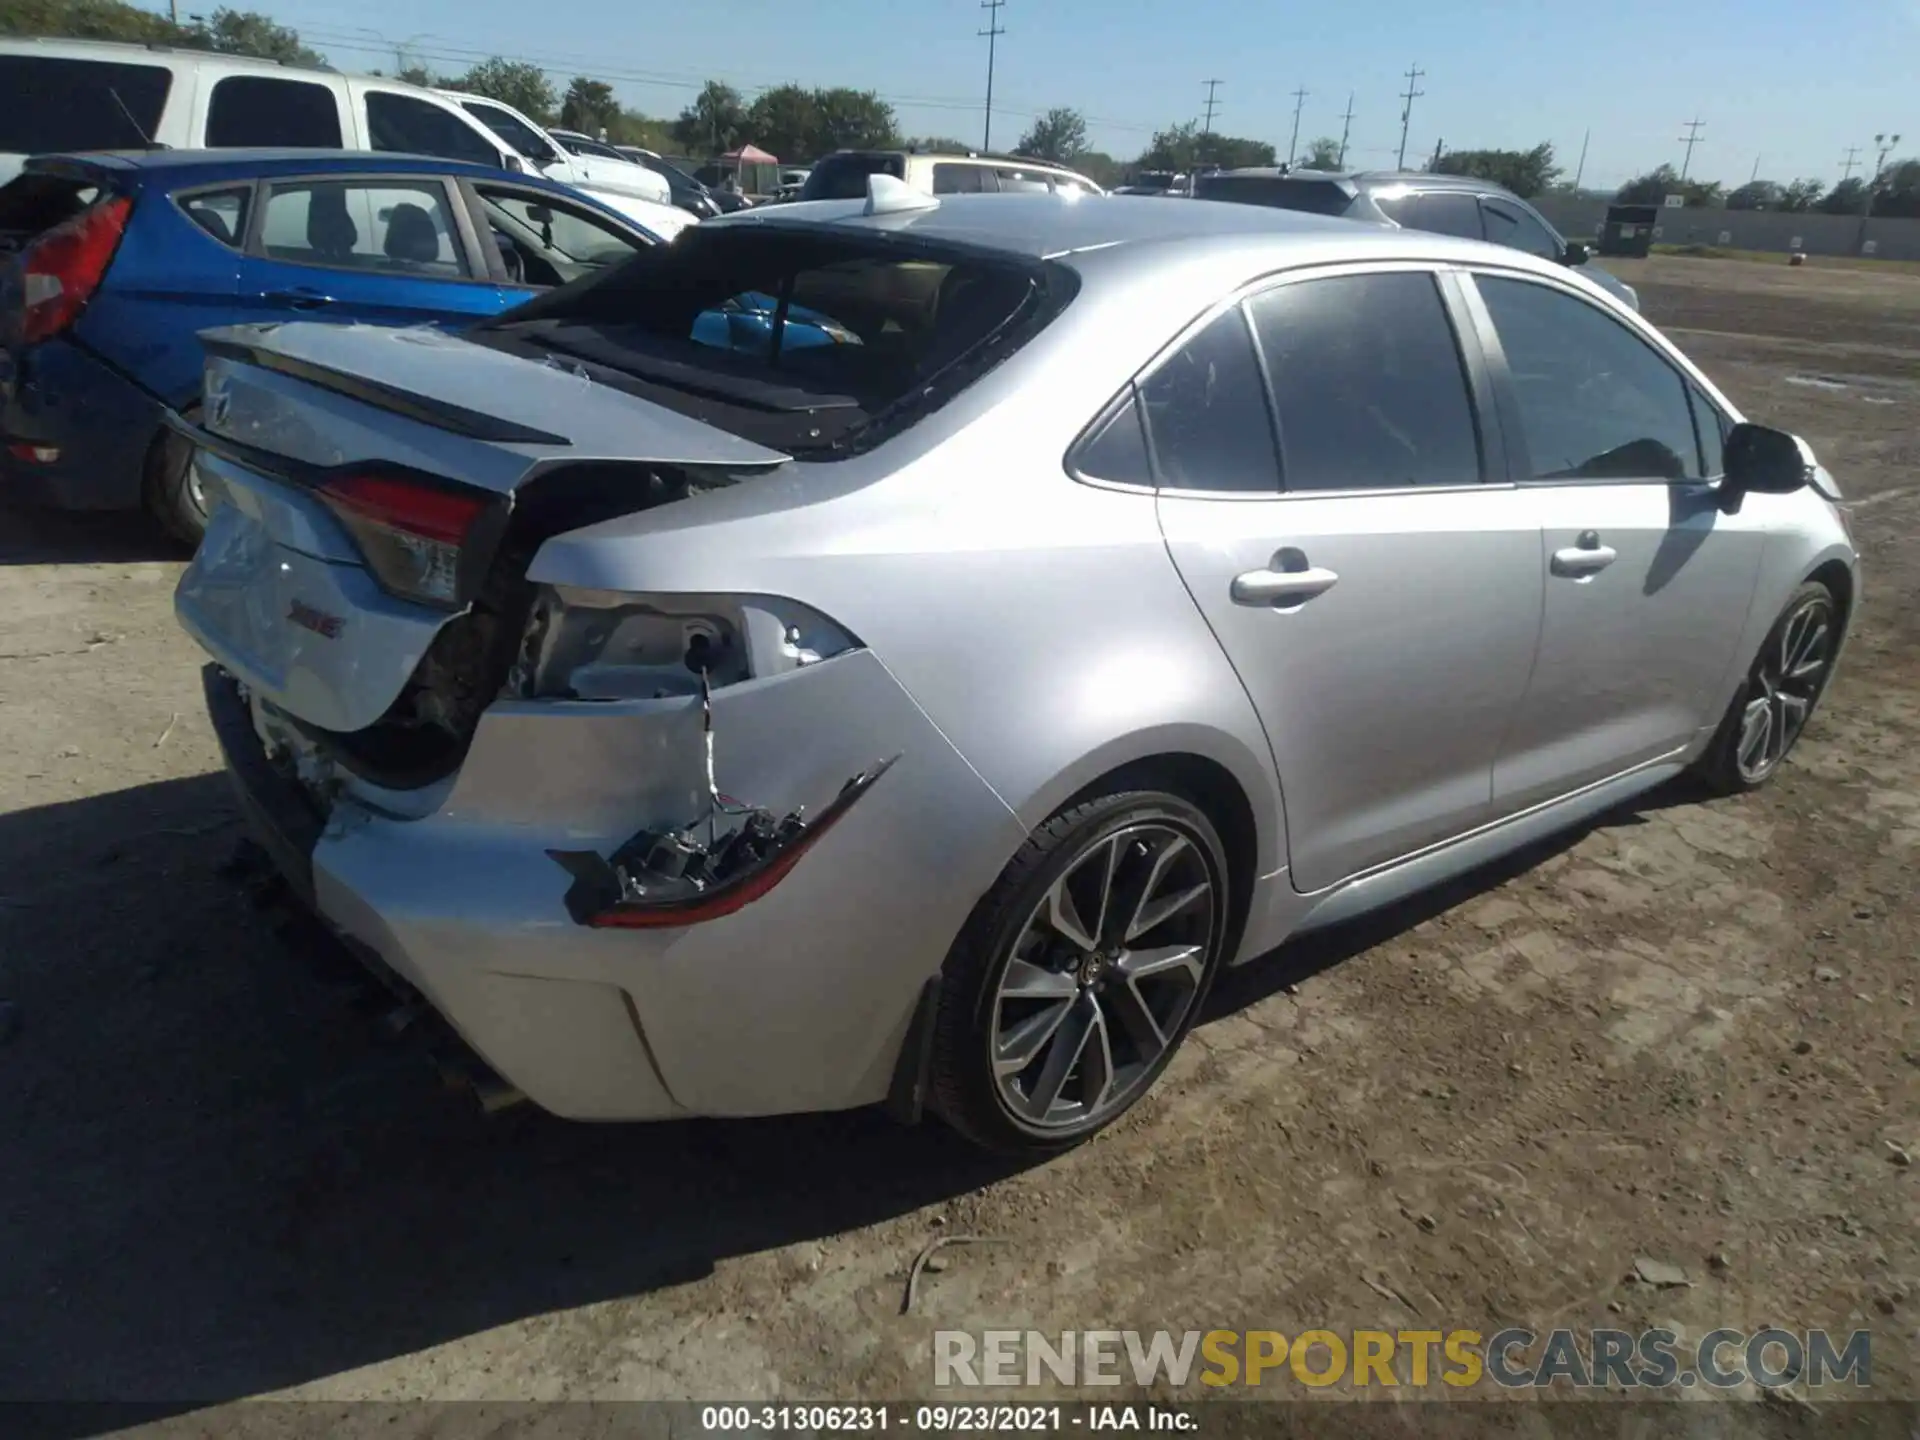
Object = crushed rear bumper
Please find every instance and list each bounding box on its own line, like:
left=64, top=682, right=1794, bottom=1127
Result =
left=203, top=652, right=1028, bottom=1122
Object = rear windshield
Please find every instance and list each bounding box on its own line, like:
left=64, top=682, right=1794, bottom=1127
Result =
left=472, top=225, right=1073, bottom=458
left=1195, top=174, right=1356, bottom=216
left=0, top=171, right=104, bottom=248
left=799, top=153, right=906, bottom=202
left=0, top=57, right=171, bottom=154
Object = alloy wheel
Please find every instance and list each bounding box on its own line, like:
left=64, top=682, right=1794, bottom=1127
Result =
left=990, top=821, right=1218, bottom=1131
left=1735, top=593, right=1835, bottom=783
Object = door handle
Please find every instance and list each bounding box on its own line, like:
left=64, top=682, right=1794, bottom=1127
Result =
left=1550, top=540, right=1618, bottom=578
left=1231, top=564, right=1340, bottom=607
left=263, top=289, right=336, bottom=311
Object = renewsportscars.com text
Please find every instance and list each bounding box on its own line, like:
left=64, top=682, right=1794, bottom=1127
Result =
left=934, top=1328, right=1873, bottom=1390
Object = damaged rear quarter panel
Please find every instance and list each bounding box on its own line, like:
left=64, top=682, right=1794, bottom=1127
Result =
left=314, top=649, right=1030, bottom=1118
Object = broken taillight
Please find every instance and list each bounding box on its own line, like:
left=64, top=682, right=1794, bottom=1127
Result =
left=20, top=195, right=132, bottom=345
left=319, top=473, right=490, bottom=609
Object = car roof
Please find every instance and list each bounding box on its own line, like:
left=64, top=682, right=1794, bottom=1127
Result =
left=0, top=34, right=337, bottom=73
left=22, top=148, right=578, bottom=188
left=709, top=190, right=1507, bottom=262
left=1208, top=166, right=1520, bottom=199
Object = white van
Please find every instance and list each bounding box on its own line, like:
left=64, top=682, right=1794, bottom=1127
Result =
left=3, top=38, right=546, bottom=189
left=435, top=94, right=674, bottom=208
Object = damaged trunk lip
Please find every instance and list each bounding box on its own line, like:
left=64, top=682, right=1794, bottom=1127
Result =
left=547, top=753, right=900, bottom=929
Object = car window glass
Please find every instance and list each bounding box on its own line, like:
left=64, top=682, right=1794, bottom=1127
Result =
left=259, top=179, right=470, bottom=278
left=1074, top=391, right=1152, bottom=487
left=1139, top=308, right=1281, bottom=493
left=1690, top=384, right=1727, bottom=478
left=206, top=76, right=342, bottom=148
left=178, top=186, right=251, bottom=248
left=932, top=163, right=989, bottom=194
left=461, top=101, right=550, bottom=160
left=1481, top=199, right=1562, bottom=260
left=0, top=57, right=170, bottom=153
left=479, top=187, right=642, bottom=269
left=1050, top=176, right=1090, bottom=196
left=994, top=168, right=1052, bottom=194
left=1410, top=192, right=1483, bottom=239
left=1371, top=192, right=1415, bottom=225
left=1478, top=275, right=1703, bottom=481
left=799, top=154, right=905, bottom=201
left=365, top=92, right=500, bottom=166
left=1249, top=272, right=1481, bottom=490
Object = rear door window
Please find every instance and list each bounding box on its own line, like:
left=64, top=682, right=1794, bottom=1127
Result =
left=178, top=185, right=252, bottom=248
left=932, top=163, right=993, bottom=194
left=460, top=100, right=551, bottom=161
left=994, top=167, right=1052, bottom=193
left=364, top=92, right=501, bottom=167
left=258, top=178, right=471, bottom=277
left=1139, top=308, right=1281, bottom=493
left=206, top=76, right=342, bottom=148
left=799, top=154, right=905, bottom=201
left=0, top=56, right=171, bottom=153
left=1480, top=197, right=1562, bottom=259
left=1196, top=175, right=1355, bottom=215
left=1388, top=191, right=1482, bottom=239
left=1248, top=271, right=1482, bottom=491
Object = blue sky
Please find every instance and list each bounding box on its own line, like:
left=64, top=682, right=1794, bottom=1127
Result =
left=264, top=0, right=1915, bottom=189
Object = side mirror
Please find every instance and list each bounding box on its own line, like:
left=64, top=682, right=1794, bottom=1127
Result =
left=525, top=205, right=554, bottom=224
left=1563, top=240, right=1590, bottom=266
left=1722, top=423, right=1814, bottom=506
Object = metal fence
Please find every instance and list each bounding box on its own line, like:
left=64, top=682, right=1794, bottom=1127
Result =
left=1530, top=195, right=1920, bottom=263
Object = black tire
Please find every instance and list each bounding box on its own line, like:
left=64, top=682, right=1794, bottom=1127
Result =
left=1692, top=580, right=1839, bottom=795
left=142, top=419, right=207, bottom=547
left=928, top=787, right=1231, bottom=1154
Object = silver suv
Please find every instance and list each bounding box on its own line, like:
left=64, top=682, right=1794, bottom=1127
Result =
left=1196, top=167, right=1638, bottom=310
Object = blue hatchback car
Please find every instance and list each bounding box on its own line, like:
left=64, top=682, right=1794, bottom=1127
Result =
left=0, top=149, right=678, bottom=540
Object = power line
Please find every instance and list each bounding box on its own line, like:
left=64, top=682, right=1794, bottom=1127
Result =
left=1200, top=78, right=1222, bottom=136
left=978, top=0, right=1006, bottom=152
left=1336, top=91, right=1355, bottom=169
left=1287, top=85, right=1307, bottom=167
left=1395, top=63, right=1424, bottom=170
left=1677, top=117, right=1705, bottom=181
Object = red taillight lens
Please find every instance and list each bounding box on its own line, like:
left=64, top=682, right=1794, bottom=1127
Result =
left=21, top=196, right=132, bottom=345
left=319, top=473, right=490, bottom=608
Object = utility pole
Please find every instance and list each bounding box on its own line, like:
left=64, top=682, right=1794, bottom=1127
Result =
left=1201, top=79, right=1223, bottom=136
left=1858, top=130, right=1904, bottom=251
left=1749, top=154, right=1762, bottom=184
left=1336, top=92, right=1355, bottom=169
left=1677, top=117, right=1705, bottom=180
left=1429, top=136, right=1444, bottom=170
left=978, top=0, right=1006, bottom=153
left=1395, top=63, right=1425, bottom=170
left=1572, top=129, right=1590, bottom=191
left=1839, top=146, right=1860, bottom=182
left=1287, top=85, right=1308, bottom=167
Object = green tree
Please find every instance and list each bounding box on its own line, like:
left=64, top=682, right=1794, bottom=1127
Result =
left=1615, top=164, right=1721, bottom=208
left=809, top=87, right=897, bottom=154
left=1872, top=158, right=1920, bottom=218
left=1817, top=176, right=1868, bottom=214
left=905, top=135, right=974, bottom=153
left=1299, top=136, right=1343, bottom=169
left=1, top=0, right=177, bottom=42
left=395, top=64, right=435, bottom=88
left=743, top=84, right=815, bottom=161
left=1139, top=121, right=1274, bottom=172
left=182, top=7, right=321, bottom=65
left=560, top=77, right=619, bottom=137
left=1431, top=142, right=1560, bottom=198
left=1073, top=150, right=1122, bottom=188
left=454, top=58, right=556, bottom=124
left=1780, top=178, right=1824, bottom=212
left=1725, top=179, right=1782, bottom=210
left=1017, top=107, right=1089, bottom=163
left=673, top=80, right=746, bottom=156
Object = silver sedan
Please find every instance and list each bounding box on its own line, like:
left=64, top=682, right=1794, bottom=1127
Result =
left=175, top=182, right=1857, bottom=1152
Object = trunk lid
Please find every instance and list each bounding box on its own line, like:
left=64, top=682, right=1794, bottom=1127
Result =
left=174, top=320, right=789, bottom=766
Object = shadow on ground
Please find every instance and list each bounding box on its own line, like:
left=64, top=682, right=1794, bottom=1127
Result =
left=0, top=768, right=1707, bottom=1427
left=0, top=502, right=186, bottom=567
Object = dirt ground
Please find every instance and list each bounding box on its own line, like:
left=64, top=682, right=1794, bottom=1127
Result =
left=1, top=255, right=1915, bottom=1427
